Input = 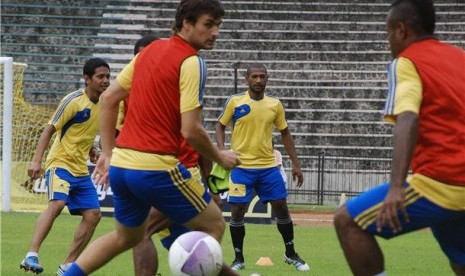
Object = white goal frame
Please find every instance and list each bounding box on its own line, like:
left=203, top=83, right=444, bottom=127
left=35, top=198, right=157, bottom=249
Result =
left=1, top=57, right=13, bottom=212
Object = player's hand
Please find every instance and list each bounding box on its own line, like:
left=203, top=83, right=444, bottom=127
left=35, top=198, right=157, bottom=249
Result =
left=210, top=192, right=223, bottom=210
left=28, top=162, right=42, bottom=180
left=375, top=185, right=409, bottom=233
left=92, top=153, right=111, bottom=190
left=217, top=150, right=240, bottom=170
left=292, top=164, right=304, bottom=188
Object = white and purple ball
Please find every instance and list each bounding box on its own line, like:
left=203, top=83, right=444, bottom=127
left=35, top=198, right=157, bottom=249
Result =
left=168, top=231, right=223, bottom=276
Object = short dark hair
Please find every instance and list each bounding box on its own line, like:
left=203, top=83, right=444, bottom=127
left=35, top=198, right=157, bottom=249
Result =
left=83, top=58, right=110, bottom=78
left=173, top=0, right=225, bottom=33
left=134, top=35, right=159, bottom=56
left=390, top=0, right=435, bottom=35
left=246, top=63, right=268, bottom=76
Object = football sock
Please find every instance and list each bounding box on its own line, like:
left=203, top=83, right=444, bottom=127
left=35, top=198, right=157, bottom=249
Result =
left=374, top=272, right=386, bottom=276
left=64, top=263, right=86, bottom=276
left=277, top=217, right=296, bottom=257
left=26, top=252, right=39, bottom=258
left=229, top=219, right=245, bottom=261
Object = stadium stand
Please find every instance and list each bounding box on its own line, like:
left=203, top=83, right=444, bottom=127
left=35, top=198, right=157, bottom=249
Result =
left=1, top=0, right=464, bottom=203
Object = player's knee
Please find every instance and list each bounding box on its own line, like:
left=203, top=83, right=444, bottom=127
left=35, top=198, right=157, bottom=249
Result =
left=209, top=218, right=226, bottom=242
left=46, top=200, right=66, bottom=217
left=83, top=209, right=101, bottom=225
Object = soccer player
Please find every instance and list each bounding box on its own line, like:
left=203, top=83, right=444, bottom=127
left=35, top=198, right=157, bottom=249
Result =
left=333, top=1, right=465, bottom=275
left=216, top=63, right=310, bottom=272
left=63, top=0, right=240, bottom=275
left=20, top=58, right=110, bottom=275
left=117, top=35, right=219, bottom=276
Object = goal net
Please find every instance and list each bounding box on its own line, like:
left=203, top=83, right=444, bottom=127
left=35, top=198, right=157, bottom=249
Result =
left=1, top=61, right=56, bottom=212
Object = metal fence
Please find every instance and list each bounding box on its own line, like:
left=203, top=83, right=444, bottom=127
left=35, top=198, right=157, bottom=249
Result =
left=286, top=154, right=391, bottom=205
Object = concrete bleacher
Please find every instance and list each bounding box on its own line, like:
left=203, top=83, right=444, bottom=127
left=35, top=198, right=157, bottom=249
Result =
left=2, top=0, right=465, bottom=159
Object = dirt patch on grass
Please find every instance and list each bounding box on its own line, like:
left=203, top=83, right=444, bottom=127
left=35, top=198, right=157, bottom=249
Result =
left=290, top=211, right=335, bottom=227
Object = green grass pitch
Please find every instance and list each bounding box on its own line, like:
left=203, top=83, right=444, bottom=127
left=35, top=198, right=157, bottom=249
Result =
left=1, top=212, right=451, bottom=275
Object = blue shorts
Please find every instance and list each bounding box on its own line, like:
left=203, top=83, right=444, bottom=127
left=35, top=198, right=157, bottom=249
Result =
left=346, top=182, right=465, bottom=264
left=159, top=224, right=190, bottom=250
left=45, top=167, right=100, bottom=215
left=109, top=163, right=211, bottom=227
left=228, top=167, right=287, bottom=204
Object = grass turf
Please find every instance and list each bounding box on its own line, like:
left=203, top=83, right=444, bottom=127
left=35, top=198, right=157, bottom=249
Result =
left=1, top=211, right=451, bottom=275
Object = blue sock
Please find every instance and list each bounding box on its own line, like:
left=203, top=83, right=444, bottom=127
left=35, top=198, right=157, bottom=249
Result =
left=63, top=263, right=86, bottom=276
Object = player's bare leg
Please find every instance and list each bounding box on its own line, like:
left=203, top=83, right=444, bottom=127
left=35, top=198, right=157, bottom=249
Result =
left=29, top=200, right=66, bottom=252
left=334, top=206, right=384, bottom=276
left=183, top=201, right=225, bottom=242
left=73, top=220, right=146, bottom=274
left=20, top=200, right=66, bottom=273
left=450, top=262, right=465, bottom=276
left=133, top=208, right=171, bottom=276
left=63, top=209, right=101, bottom=263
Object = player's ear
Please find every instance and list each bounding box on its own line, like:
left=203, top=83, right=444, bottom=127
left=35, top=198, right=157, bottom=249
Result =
left=83, top=75, right=91, bottom=86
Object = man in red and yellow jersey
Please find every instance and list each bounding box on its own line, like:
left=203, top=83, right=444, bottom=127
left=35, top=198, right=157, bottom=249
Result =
left=334, top=1, right=465, bottom=275
left=64, top=1, right=240, bottom=275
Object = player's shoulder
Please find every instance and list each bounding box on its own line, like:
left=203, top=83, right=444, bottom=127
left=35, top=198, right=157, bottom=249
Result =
left=59, top=89, right=84, bottom=106
left=63, top=89, right=84, bottom=100
left=264, top=93, right=283, bottom=105
left=225, top=92, right=248, bottom=103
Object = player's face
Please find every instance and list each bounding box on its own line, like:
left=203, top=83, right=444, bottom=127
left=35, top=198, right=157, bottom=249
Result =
left=184, top=13, right=222, bottom=50
left=246, top=68, right=268, bottom=94
left=85, top=66, right=110, bottom=95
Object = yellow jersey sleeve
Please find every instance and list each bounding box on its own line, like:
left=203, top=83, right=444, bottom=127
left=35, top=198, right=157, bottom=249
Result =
left=274, top=100, right=288, bottom=130
left=180, top=55, right=207, bottom=113
left=218, top=97, right=234, bottom=126
left=384, top=57, right=423, bottom=123
left=116, top=56, right=137, bottom=92
left=48, top=92, right=79, bottom=130
left=115, top=100, right=125, bottom=131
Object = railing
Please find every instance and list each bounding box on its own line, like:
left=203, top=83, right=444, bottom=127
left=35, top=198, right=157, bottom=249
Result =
left=286, top=153, right=391, bottom=205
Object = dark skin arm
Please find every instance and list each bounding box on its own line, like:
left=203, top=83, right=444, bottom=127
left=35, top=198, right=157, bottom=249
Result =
left=215, top=122, right=227, bottom=150
left=376, top=111, right=418, bottom=233
left=28, top=125, right=56, bottom=179
left=280, top=127, right=304, bottom=187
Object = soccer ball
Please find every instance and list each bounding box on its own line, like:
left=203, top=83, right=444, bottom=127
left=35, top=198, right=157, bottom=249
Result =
left=168, top=231, right=223, bottom=276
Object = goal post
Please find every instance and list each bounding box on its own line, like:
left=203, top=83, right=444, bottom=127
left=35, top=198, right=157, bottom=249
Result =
left=1, top=58, right=52, bottom=212
left=1, top=57, right=13, bottom=211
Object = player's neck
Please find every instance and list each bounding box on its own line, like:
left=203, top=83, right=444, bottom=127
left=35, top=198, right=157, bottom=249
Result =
left=84, top=88, right=100, bottom=104
left=248, top=91, right=264, bottom=101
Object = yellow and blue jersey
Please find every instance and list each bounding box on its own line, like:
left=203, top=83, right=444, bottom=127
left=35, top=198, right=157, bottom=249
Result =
left=384, top=57, right=423, bottom=123
left=45, top=89, right=99, bottom=176
left=383, top=56, right=465, bottom=211
left=218, top=91, right=287, bottom=168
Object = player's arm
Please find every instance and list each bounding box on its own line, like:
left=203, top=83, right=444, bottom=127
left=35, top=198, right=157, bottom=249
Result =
left=93, top=58, right=134, bottom=185
left=181, top=109, right=237, bottom=169
left=215, top=97, right=233, bottom=150
left=28, top=124, right=56, bottom=179
left=376, top=57, right=422, bottom=233
left=280, top=127, right=303, bottom=187
left=180, top=56, right=238, bottom=169
left=29, top=93, right=77, bottom=179
left=99, top=82, right=128, bottom=156
left=215, top=122, right=227, bottom=150
left=94, top=82, right=128, bottom=186
left=198, top=154, right=213, bottom=182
